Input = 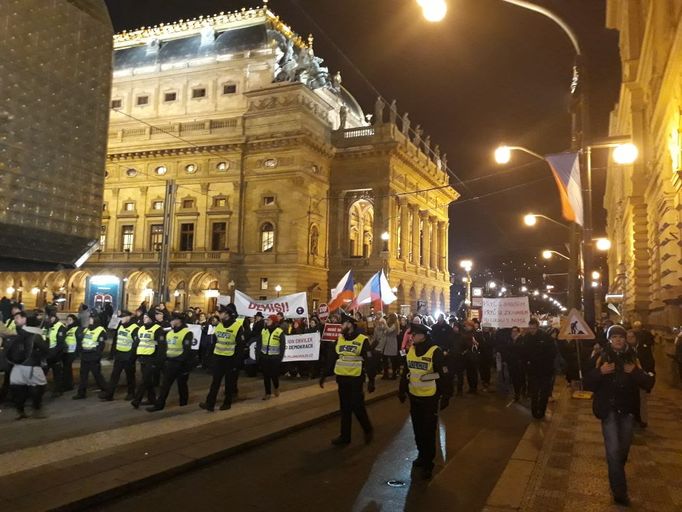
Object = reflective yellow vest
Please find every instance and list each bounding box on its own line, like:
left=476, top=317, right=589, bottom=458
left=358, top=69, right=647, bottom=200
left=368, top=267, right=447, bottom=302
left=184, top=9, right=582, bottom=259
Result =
left=65, top=326, right=79, bottom=353
left=166, top=327, right=190, bottom=359
left=116, top=323, right=139, bottom=353
left=214, top=319, right=244, bottom=357
left=137, top=324, right=161, bottom=356
left=334, top=334, right=368, bottom=377
left=5, top=318, right=16, bottom=334
left=407, top=345, right=439, bottom=397
left=82, top=326, right=105, bottom=351
left=261, top=327, right=284, bottom=356
left=48, top=321, right=65, bottom=349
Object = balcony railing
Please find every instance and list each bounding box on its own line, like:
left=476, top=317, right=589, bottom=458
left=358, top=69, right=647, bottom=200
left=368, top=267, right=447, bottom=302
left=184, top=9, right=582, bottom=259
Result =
left=89, top=250, right=232, bottom=264
left=109, top=117, right=241, bottom=142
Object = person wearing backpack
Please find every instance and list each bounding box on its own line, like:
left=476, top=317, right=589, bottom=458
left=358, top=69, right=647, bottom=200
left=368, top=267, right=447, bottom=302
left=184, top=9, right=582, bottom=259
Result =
left=5, top=311, right=49, bottom=419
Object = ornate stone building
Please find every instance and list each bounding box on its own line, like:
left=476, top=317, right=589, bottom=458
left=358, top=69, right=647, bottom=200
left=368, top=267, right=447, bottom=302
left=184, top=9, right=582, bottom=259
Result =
left=604, top=1, right=682, bottom=330
left=1, top=4, right=457, bottom=314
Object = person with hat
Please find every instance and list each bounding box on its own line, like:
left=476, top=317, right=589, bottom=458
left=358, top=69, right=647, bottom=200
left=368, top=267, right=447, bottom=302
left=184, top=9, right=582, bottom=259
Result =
left=100, top=310, right=139, bottom=401
left=258, top=315, right=286, bottom=400
left=585, top=324, right=654, bottom=506
left=200, top=303, right=245, bottom=412
left=61, top=314, right=82, bottom=392
left=73, top=314, right=108, bottom=400
left=320, top=310, right=376, bottom=446
left=44, top=307, right=67, bottom=396
left=131, top=309, right=167, bottom=408
left=147, top=312, right=194, bottom=412
left=399, top=322, right=453, bottom=479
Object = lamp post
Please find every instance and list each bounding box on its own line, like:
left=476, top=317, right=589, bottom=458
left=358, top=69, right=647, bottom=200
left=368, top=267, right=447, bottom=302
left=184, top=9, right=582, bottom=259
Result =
left=523, top=213, right=570, bottom=230
left=460, top=259, right=473, bottom=319
left=275, top=284, right=282, bottom=298
left=542, top=249, right=570, bottom=261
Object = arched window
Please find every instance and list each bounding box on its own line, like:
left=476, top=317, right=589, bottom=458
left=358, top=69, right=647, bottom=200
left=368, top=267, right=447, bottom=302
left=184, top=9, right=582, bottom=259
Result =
left=309, top=225, right=319, bottom=256
left=348, top=199, right=374, bottom=257
left=261, top=222, right=274, bottom=252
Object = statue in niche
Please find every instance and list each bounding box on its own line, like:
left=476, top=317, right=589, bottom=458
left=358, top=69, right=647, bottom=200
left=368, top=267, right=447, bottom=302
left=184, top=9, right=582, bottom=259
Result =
left=339, top=105, right=348, bottom=131
left=402, top=112, right=411, bottom=136
left=389, top=100, right=398, bottom=124
left=310, top=228, right=319, bottom=256
left=374, top=97, right=385, bottom=124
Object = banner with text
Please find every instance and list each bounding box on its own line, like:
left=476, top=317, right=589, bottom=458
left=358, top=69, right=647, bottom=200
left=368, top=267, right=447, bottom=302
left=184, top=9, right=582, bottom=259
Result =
left=481, top=297, right=531, bottom=328
left=321, top=323, right=342, bottom=342
left=282, top=332, right=321, bottom=362
left=234, top=290, right=308, bottom=319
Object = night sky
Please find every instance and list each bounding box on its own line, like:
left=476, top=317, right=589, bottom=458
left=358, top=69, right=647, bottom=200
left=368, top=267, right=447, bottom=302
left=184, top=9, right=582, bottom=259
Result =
left=104, top=0, right=621, bottom=299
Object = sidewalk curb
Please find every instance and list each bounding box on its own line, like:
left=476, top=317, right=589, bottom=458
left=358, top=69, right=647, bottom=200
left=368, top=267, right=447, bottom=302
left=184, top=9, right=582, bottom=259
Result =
left=483, top=388, right=569, bottom=512
left=52, top=387, right=398, bottom=512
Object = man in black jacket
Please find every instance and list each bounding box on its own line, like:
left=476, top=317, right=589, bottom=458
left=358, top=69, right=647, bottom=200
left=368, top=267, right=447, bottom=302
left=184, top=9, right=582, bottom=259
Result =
left=100, top=310, right=139, bottom=401
left=399, top=322, right=453, bottom=479
left=523, top=318, right=557, bottom=419
left=44, top=308, right=67, bottom=396
left=73, top=315, right=108, bottom=399
left=585, top=324, right=654, bottom=506
left=626, top=329, right=655, bottom=428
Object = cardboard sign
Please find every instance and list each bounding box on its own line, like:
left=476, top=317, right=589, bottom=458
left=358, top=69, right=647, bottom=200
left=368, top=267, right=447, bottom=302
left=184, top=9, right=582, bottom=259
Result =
left=558, top=309, right=595, bottom=340
left=322, top=323, right=342, bottom=342
left=318, top=303, right=329, bottom=322
left=234, top=290, right=308, bottom=319
left=282, top=332, right=321, bottom=362
left=187, top=324, right=202, bottom=350
left=481, top=297, right=531, bottom=328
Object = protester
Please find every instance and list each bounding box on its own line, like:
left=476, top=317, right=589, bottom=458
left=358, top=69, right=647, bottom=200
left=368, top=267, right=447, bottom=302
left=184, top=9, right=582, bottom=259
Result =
left=523, top=318, right=557, bottom=419
left=461, top=321, right=480, bottom=394
left=626, top=328, right=655, bottom=428
left=585, top=324, right=654, bottom=506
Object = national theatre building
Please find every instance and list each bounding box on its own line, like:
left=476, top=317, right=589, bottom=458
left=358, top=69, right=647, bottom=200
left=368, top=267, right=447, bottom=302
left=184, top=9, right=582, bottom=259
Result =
left=2, top=4, right=458, bottom=314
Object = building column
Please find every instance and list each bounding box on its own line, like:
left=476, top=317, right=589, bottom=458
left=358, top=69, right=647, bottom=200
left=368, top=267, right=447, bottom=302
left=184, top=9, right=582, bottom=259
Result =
left=411, top=205, right=420, bottom=265
left=420, top=210, right=430, bottom=269
left=436, top=221, right=445, bottom=271
left=429, top=216, right=438, bottom=269
left=399, top=198, right=410, bottom=261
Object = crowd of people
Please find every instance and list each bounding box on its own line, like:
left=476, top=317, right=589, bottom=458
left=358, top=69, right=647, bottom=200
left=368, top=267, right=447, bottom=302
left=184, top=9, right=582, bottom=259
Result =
left=0, top=298, right=674, bottom=500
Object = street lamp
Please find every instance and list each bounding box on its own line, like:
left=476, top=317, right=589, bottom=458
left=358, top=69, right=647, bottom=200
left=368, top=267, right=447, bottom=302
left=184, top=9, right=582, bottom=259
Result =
left=494, top=145, right=512, bottom=165
left=275, top=284, right=282, bottom=297
left=542, top=249, right=570, bottom=261
left=488, top=281, right=497, bottom=289
left=595, top=238, right=611, bottom=252
left=522, top=213, right=570, bottom=230
left=381, top=230, right=390, bottom=253
left=612, top=143, right=638, bottom=165
left=523, top=213, right=538, bottom=227
left=419, top=0, right=447, bottom=22
left=591, top=271, right=601, bottom=280
left=520, top=286, right=528, bottom=293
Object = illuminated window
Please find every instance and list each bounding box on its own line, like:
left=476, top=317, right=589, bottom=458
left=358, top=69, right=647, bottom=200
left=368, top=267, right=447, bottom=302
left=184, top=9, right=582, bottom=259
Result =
left=99, top=225, right=107, bottom=251
left=213, top=196, right=227, bottom=208
left=155, top=166, right=167, bottom=176
left=261, top=223, right=274, bottom=252
left=150, top=224, right=163, bottom=251
left=180, top=223, right=194, bottom=252
left=124, top=202, right=135, bottom=212
left=260, top=277, right=269, bottom=290
left=121, top=225, right=134, bottom=252
left=152, top=200, right=163, bottom=211
left=348, top=199, right=373, bottom=258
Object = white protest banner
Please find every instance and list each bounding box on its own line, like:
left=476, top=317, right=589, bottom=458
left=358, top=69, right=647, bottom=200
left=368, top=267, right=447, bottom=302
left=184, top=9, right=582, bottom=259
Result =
left=234, top=290, right=308, bottom=319
left=187, top=324, right=203, bottom=351
left=107, top=316, right=120, bottom=330
left=218, top=295, right=231, bottom=307
left=481, top=297, right=531, bottom=328
left=282, top=332, right=320, bottom=362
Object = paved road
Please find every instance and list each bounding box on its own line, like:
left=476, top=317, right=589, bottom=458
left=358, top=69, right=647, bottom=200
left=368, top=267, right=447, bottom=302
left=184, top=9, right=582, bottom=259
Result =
left=98, top=388, right=531, bottom=512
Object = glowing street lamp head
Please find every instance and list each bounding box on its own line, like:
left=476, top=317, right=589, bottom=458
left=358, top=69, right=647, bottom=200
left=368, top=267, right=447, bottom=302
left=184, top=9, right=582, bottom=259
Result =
left=459, top=259, right=473, bottom=272
left=595, top=238, right=612, bottom=252
left=612, top=143, right=638, bottom=165
left=520, top=286, right=528, bottom=293
left=380, top=231, right=390, bottom=241
left=488, top=281, right=497, bottom=289
left=494, top=145, right=512, bottom=165
left=500, top=287, right=507, bottom=294
left=591, top=270, right=601, bottom=280
left=419, top=0, right=447, bottom=22
left=533, top=290, right=540, bottom=296
left=542, top=250, right=553, bottom=260
left=523, top=214, right=537, bottom=227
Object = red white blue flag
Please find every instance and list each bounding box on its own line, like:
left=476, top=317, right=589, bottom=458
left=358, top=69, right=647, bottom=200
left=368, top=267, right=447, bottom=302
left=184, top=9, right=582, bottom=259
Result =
left=354, top=270, right=397, bottom=311
left=545, top=152, right=583, bottom=226
left=329, top=270, right=355, bottom=311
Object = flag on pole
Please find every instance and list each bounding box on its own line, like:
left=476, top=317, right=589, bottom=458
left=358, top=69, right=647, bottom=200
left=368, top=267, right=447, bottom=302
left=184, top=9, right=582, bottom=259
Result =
left=354, top=270, right=397, bottom=311
left=545, top=152, right=584, bottom=226
left=329, top=270, right=355, bottom=311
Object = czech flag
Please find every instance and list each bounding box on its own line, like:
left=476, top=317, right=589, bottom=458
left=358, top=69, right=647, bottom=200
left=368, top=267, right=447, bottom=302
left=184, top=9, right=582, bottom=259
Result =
left=545, top=152, right=584, bottom=226
left=329, top=270, right=355, bottom=311
left=353, top=270, right=397, bottom=311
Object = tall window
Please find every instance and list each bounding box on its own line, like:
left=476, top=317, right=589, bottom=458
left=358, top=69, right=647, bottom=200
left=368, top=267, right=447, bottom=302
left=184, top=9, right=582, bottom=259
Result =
left=180, top=223, right=194, bottom=252
left=261, top=222, right=274, bottom=252
left=99, top=225, right=107, bottom=252
left=150, top=224, right=164, bottom=251
left=121, top=225, right=134, bottom=252
left=211, top=222, right=227, bottom=251
left=348, top=199, right=373, bottom=258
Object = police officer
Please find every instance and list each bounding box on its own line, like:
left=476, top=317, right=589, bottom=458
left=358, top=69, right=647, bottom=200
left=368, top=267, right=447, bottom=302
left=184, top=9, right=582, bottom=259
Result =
left=44, top=308, right=67, bottom=396
left=258, top=314, right=286, bottom=400
left=147, top=312, right=193, bottom=412
left=320, top=310, right=376, bottom=446
left=131, top=309, right=166, bottom=409
left=200, top=304, right=245, bottom=412
left=399, top=322, right=453, bottom=479
left=100, top=310, right=139, bottom=401
left=73, top=315, right=108, bottom=399
left=61, top=314, right=81, bottom=392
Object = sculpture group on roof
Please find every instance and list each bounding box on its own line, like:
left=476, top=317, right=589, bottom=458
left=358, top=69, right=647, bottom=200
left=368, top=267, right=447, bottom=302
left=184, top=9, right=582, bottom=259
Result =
left=273, top=33, right=333, bottom=91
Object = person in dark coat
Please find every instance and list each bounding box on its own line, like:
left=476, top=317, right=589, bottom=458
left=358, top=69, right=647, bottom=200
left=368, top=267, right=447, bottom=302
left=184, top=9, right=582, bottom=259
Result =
left=506, top=326, right=526, bottom=401
left=584, top=325, right=654, bottom=506
left=523, top=318, right=557, bottom=419
left=626, top=329, right=655, bottom=428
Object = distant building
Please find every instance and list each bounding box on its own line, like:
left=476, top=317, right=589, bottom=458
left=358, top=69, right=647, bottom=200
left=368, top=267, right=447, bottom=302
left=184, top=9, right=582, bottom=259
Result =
left=0, top=0, right=112, bottom=270
left=604, top=1, right=682, bottom=331
left=2, top=5, right=457, bottom=314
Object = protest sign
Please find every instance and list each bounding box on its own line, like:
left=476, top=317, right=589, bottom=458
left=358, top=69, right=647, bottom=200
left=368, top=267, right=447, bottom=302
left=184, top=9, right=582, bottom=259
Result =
left=322, top=323, right=342, bottom=342
left=218, top=295, right=231, bottom=307
left=234, top=290, right=308, bottom=319
left=481, top=297, right=531, bottom=328
left=282, top=332, right=320, bottom=362
left=187, top=324, right=202, bottom=350
left=107, top=316, right=120, bottom=329
left=317, top=303, right=329, bottom=322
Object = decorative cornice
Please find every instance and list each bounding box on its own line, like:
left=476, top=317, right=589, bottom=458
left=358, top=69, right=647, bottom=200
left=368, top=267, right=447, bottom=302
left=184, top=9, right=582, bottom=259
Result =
left=108, top=144, right=242, bottom=161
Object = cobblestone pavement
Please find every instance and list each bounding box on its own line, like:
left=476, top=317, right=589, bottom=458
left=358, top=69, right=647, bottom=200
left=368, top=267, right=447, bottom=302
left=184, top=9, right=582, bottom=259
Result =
left=522, top=367, right=682, bottom=511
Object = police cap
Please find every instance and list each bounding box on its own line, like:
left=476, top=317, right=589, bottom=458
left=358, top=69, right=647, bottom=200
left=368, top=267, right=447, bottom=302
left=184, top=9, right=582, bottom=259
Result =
left=410, top=323, right=432, bottom=336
